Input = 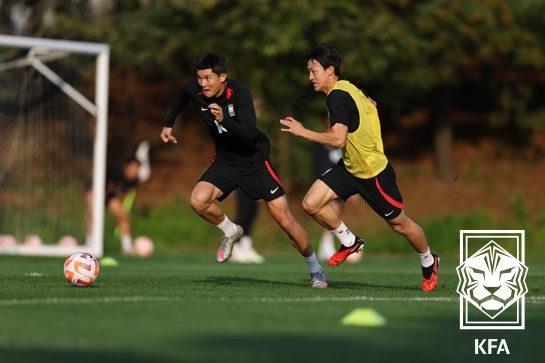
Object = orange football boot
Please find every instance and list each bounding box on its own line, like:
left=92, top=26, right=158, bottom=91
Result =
left=422, top=254, right=440, bottom=292
left=327, top=237, right=365, bottom=267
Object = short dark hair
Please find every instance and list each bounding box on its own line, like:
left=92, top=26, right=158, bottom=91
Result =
left=195, top=53, right=227, bottom=75
left=124, top=156, right=141, bottom=166
left=309, top=44, right=341, bottom=76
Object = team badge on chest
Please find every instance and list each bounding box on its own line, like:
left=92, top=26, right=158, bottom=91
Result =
left=228, top=104, right=235, bottom=117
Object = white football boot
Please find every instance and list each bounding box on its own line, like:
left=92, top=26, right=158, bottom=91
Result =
left=216, top=225, right=244, bottom=263
left=230, top=236, right=264, bottom=263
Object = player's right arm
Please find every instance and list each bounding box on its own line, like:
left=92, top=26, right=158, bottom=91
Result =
left=280, top=117, right=348, bottom=148
left=161, top=83, right=192, bottom=143
left=281, top=89, right=356, bottom=148
left=160, top=127, right=178, bottom=144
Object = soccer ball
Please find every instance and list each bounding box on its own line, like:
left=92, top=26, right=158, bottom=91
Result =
left=134, top=236, right=154, bottom=257
left=64, top=252, right=100, bottom=286
left=0, top=234, right=17, bottom=246
left=24, top=234, right=43, bottom=246
left=346, top=251, right=363, bottom=263
left=58, top=235, right=78, bottom=247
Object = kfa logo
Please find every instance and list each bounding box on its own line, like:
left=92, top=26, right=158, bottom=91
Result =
left=474, top=339, right=510, bottom=355
left=457, top=230, right=528, bottom=330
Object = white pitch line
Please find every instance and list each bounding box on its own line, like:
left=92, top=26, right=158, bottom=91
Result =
left=0, top=296, right=178, bottom=306
left=23, top=272, right=45, bottom=277
left=249, top=296, right=458, bottom=303
left=0, top=295, right=544, bottom=307
left=251, top=295, right=545, bottom=304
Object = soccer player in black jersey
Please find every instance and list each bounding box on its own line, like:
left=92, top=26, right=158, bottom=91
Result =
left=160, top=54, right=327, bottom=288
left=281, top=44, right=439, bottom=292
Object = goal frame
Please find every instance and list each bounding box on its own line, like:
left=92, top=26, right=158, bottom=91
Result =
left=0, top=34, right=109, bottom=257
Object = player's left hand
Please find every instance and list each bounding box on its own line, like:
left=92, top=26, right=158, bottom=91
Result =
left=280, top=117, right=305, bottom=136
left=209, top=103, right=224, bottom=122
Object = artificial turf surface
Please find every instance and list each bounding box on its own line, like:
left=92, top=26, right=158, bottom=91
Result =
left=0, top=253, right=543, bottom=363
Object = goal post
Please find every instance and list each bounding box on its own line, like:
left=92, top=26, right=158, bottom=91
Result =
left=0, top=34, right=109, bottom=257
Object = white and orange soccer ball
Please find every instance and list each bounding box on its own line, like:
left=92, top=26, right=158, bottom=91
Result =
left=0, top=234, right=17, bottom=246
left=63, top=252, right=100, bottom=287
left=346, top=251, right=363, bottom=263
left=134, top=236, right=154, bottom=257
left=58, top=235, right=78, bottom=247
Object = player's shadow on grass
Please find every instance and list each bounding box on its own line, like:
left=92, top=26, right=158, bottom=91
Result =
left=199, top=276, right=419, bottom=291
left=328, top=280, right=420, bottom=291
left=198, top=276, right=308, bottom=287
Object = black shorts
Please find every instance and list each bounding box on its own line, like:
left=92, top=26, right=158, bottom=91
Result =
left=319, top=161, right=404, bottom=220
left=198, top=159, right=285, bottom=202
left=85, top=180, right=129, bottom=205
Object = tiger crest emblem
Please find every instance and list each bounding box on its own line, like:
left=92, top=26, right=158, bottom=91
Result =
left=457, top=241, right=528, bottom=319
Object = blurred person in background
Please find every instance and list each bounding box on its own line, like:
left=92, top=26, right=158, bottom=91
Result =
left=231, top=97, right=266, bottom=264
left=230, top=190, right=264, bottom=263
left=312, top=118, right=362, bottom=263
left=85, top=141, right=150, bottom=255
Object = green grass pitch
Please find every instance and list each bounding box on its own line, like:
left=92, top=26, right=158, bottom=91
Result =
left=0, top=254, right=543, bottom=362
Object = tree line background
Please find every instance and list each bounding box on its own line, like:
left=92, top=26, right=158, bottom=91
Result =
left=2, top=0, right=545, bottom=181
left=1, top=0, right=545, bottom=254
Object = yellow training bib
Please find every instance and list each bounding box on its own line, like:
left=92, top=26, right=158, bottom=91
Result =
left=327, top=80, right=388, bottom=179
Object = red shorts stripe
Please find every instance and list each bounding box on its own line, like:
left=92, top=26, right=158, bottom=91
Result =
left=374, top=177, right=404, bottom=209
left=265, top=161, right=284, bottom=187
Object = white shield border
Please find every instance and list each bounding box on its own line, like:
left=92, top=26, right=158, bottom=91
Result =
left=458, top=230, right=526, bottom=330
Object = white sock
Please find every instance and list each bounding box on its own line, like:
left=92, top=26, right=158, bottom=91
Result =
left=419, top=247, right=434, bottom=267
left=305, top=252, right=322, bottom=274
left=216, top=216, right=238, bottom=237
left=332, top=222, right=356, bottom=247
left=121, top=234, right=132, bottom=252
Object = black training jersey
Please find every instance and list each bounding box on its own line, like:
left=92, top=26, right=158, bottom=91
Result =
left=164, top=78, right=271, bottom=166
left=106, top=166, right=138, bottom=197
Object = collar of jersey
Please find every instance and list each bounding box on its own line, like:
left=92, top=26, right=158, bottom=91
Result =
left=326, top=79, right=348, bottom=95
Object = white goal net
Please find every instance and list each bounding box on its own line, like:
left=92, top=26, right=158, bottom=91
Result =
left=0, top=35, right=109, bottom=257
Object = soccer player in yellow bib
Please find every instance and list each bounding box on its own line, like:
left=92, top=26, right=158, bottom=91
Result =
left=280, top=44, right=439, bottom=292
